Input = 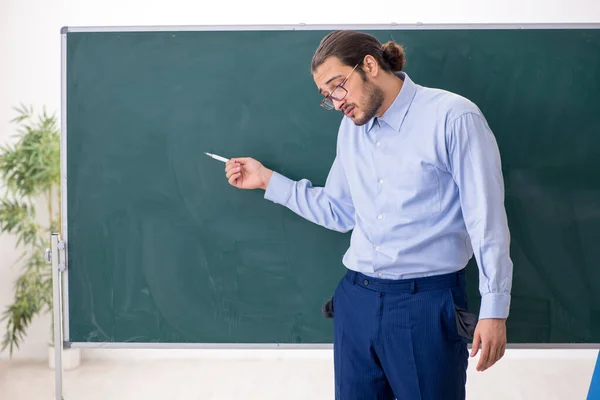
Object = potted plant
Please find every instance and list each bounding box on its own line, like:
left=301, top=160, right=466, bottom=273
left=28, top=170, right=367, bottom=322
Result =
left=0, top=105, right=79, bottom=368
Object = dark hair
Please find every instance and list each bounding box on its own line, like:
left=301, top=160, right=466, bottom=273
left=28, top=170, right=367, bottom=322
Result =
left=311, top=30, right=406, bottom=76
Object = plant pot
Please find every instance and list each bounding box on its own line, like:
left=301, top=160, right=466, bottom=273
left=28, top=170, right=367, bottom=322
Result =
left=48, top=346, right=81, bottom=370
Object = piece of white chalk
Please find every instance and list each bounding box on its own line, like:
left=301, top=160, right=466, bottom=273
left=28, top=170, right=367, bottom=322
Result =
left=204, top=152, right=229, bottom=163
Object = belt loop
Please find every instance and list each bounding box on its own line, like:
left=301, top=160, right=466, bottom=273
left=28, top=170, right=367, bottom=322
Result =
left=410, top=280, right=416, bottom=294
left=351, top=271, right=357, bottom=285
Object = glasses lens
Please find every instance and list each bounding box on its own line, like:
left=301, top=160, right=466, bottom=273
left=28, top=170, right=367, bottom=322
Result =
left=321, top=87, right=347, bottom=110
left=330, top=86, right=346, bottom=101
left=321, top=98, right=334, bottom=110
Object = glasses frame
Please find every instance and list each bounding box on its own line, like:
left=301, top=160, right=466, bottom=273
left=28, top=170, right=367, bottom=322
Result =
left=320, top=63, right=360, bottom=110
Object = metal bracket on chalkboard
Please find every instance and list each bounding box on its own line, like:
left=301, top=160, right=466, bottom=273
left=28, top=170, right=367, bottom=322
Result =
left=48, top=240, right=67, bottom=272
left=57, top=240, right=67, bottom=272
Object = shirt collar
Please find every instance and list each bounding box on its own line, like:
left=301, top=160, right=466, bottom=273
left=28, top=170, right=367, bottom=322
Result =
left=366, top=71, right=418, bottom=133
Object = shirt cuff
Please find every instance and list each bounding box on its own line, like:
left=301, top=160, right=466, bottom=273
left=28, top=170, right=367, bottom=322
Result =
left=479, top=293, right=511, bottom=319
left=264, top=171, right=294, bottom=206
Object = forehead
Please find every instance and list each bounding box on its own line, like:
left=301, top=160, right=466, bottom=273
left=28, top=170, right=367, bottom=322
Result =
left=313, top=57, right=353, bottom=91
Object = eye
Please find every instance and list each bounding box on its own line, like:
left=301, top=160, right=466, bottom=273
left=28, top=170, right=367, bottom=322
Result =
left=324, top=83, right=342, bottom=96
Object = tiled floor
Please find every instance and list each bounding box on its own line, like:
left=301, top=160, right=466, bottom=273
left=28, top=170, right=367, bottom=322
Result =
left=0, top=351, right=597, bottom=399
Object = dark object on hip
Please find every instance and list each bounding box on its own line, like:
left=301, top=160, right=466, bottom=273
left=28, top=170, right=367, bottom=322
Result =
left=454, top=305, right=478, bottom=340
left=322, top=297, right=334, bottom=318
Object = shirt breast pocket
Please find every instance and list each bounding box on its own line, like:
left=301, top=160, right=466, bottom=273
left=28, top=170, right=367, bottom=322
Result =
left=393, top=169, right=441, bottom=220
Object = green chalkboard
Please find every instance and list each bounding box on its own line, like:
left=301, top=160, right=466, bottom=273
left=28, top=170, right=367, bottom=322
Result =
left=65, top=26, right=600, bottom=345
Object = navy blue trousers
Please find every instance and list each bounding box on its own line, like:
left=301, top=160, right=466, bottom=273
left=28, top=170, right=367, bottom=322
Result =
left=333, top=269, right=469, bottom=400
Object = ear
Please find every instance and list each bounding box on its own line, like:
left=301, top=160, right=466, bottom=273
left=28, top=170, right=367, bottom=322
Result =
left=362, top=55, right=379, bottom=77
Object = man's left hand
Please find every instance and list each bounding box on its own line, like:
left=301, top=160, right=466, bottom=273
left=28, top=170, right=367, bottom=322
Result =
left=470, top=318, right=507, bottom=372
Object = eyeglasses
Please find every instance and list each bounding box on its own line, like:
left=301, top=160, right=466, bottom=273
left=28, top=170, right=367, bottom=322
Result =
left=320, top=63, right=360, bottom=110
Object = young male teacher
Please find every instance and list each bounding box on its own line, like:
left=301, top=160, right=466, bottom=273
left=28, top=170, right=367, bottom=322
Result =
left=224, top=30, right=513, bottom=400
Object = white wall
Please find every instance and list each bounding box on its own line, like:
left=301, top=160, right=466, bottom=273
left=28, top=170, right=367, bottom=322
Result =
left=0, top=0, right=599, bottom=364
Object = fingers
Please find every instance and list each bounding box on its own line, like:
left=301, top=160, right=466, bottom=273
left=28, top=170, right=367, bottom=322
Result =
left=225, top=161, right=241, bottom=178
left=228, top=173, right=241, bottom=186
left=477, top=341, right=506, bottom=371
left=225, top=160, right=242, bottom=187
left=230, top=157, right=250, bottom=165
left=470, top=330, right=481, bottom=358
left=476, top=340, right=491, bottom=371
left=483, top=345, right=497, bottom=371
left=491, top=345, right=502, bottom=368
left=491, top=344, right=506, bottom=369
left=488, top=343, right=506, bottom=370
left=225, top=160, right=238, bottom=172
left=225, top=165, right=241, bottom=177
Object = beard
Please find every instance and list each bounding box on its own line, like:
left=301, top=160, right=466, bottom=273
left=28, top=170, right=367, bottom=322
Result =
left=351, top=80, right=385, bottom=126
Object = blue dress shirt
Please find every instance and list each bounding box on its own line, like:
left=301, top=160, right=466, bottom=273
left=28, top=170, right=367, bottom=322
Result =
left=264, top=72, right=513, bottom=319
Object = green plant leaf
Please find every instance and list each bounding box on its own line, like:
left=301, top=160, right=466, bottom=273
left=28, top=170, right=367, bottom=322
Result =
left=0, top=104, right=59, bottom=356
left=1, top=258, right=50, bottom=356
left=0, top=199, right=39, bottom=247
left=0, top=105, right=60, bottom=198
left=9, top=104, right=33, bottom=124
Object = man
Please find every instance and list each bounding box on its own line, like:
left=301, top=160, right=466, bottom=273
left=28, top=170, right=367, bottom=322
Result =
left=224, top=30, right=513, bottom=400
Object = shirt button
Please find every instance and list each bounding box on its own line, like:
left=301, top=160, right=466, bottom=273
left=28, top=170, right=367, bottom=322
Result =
left=375, top=246, right=380, bottom=251
left=376, top=141, right=382, bottom=147
left=378, top=179, right=384, bottom=184
left=377, top=214, right=383, bottom=220
left=377, top=272, right=383, bottom=277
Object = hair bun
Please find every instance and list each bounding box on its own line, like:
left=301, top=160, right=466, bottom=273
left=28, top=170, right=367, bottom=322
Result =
left=381, top=41, right=406, bottom=71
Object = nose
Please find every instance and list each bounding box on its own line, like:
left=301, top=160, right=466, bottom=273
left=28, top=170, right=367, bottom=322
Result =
left=333, top=98, right=346, bottom=111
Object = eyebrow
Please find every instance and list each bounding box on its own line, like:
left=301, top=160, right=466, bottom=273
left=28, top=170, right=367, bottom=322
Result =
left=318, top=74, right=343, bottom=94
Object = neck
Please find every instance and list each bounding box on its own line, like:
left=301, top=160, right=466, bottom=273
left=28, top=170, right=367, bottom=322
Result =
left=375, top=72, right=404, bottom=117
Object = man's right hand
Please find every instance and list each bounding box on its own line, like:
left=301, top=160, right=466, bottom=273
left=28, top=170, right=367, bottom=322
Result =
left=225, top=157, right=273, bottom=190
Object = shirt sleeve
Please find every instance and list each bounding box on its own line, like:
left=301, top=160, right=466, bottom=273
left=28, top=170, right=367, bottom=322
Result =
left=263, top=152, right=355, bottom=233
left=448, top=112, right=514, bottom=320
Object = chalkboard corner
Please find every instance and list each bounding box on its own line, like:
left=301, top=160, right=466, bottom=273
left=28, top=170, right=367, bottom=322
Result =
left=61, top=26, right=69, bottom=35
